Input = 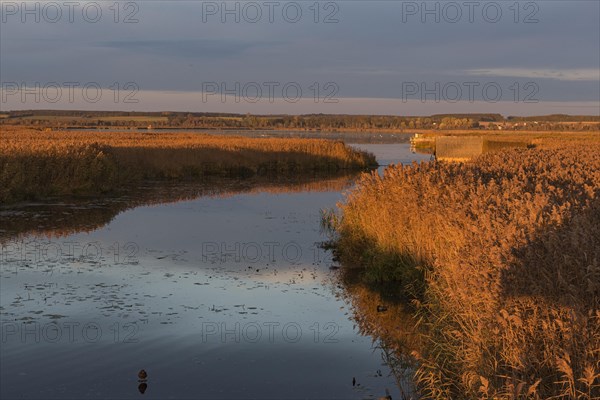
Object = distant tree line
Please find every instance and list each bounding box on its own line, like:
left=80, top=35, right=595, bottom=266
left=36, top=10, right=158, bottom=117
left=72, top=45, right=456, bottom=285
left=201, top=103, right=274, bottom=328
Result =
left=1, top=110, right=598, bottom=131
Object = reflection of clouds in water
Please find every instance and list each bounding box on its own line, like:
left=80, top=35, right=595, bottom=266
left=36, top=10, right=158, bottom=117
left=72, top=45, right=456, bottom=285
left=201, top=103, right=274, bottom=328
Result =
left=0, top=251, right=340, bottom=334
left=0, top=143, right=421, bottom=399
left=238, top=264, right=328, bottom=285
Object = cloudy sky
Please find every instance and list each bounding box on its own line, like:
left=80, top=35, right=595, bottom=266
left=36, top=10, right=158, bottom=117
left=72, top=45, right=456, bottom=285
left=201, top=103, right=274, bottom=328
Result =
left=1, top=0, right=599, bottom=115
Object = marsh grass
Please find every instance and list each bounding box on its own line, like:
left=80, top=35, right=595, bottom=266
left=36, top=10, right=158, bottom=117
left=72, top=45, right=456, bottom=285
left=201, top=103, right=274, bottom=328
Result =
left=0, top=128, right=376, bottom=203
left=331, top=140, right=600, bottom=399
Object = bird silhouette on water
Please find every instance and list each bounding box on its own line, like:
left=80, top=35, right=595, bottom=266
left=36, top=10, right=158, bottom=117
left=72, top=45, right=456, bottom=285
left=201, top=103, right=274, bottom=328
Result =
left=138, top=369, right=148, bottom=382
left=137, top=370, right=148, bottom=394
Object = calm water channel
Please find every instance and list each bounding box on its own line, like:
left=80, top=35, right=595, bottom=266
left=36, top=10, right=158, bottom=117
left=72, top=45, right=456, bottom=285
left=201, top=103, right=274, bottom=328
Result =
left=1, top=136, right=430, bottom=399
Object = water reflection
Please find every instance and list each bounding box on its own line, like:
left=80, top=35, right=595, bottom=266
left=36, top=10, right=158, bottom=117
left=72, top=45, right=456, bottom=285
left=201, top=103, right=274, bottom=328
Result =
left=0, top=142, right=431, bottom=399
left=79, top=129, right=416, bottom=144
left=138, top=382, right=148, bottom=395
left=336, top=269, right=422, bottom=399
left=138, top=369, right=148, bottom=394
left=0, top=173, right=358, bottom=241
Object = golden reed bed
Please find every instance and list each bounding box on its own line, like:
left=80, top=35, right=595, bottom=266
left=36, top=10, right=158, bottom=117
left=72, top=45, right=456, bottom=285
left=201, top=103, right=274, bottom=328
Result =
left=0, top=128, right=376, bottom=203
left=329, top=139, right=600, bottom=399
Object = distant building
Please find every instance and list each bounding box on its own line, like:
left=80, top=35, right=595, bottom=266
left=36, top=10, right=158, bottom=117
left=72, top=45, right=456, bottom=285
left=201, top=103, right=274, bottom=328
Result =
left=435, top=136, right=484, bottom=162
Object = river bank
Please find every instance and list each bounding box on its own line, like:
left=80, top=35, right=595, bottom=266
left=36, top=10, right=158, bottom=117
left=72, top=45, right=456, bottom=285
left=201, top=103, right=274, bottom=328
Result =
left=328, top=139, right=600, bottom=399
left=0, top=142, right=428, bottom=400
left=0, top=128, right=376, bottom=203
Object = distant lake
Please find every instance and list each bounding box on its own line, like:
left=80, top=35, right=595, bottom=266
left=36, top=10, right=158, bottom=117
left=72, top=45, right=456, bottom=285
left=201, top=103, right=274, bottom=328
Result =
left=73, top=128, right=416, bottom=144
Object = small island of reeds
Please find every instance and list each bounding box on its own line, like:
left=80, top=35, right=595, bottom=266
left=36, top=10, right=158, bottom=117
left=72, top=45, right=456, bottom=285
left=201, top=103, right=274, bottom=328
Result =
left=0, top=128, right=376, bottom=203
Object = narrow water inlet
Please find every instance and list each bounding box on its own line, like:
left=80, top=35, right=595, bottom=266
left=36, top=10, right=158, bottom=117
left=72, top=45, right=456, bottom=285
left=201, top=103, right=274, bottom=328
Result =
left=0, top=138, right=430, bottom=399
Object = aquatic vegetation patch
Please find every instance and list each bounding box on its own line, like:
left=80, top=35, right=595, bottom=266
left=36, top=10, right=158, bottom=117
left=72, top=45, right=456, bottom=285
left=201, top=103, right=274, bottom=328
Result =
left=0, top=128, right=376, bottom=203
left=330, top=141, right=600, bottom=399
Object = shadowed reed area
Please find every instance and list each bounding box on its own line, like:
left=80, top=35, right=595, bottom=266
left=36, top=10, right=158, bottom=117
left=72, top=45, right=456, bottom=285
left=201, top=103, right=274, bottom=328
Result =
left=327, top=141, right=600, bottom=399
left=0, top=128, right=376, bottom=203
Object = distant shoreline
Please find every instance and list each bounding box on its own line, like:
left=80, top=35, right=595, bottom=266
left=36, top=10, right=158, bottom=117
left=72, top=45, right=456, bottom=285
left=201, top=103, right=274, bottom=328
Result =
left=2, top=111, right=598, bottom=134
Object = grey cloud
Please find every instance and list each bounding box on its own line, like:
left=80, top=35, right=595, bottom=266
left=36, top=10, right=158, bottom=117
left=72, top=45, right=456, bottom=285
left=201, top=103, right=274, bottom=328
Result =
left=94, top=39, right=280, bottom=59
